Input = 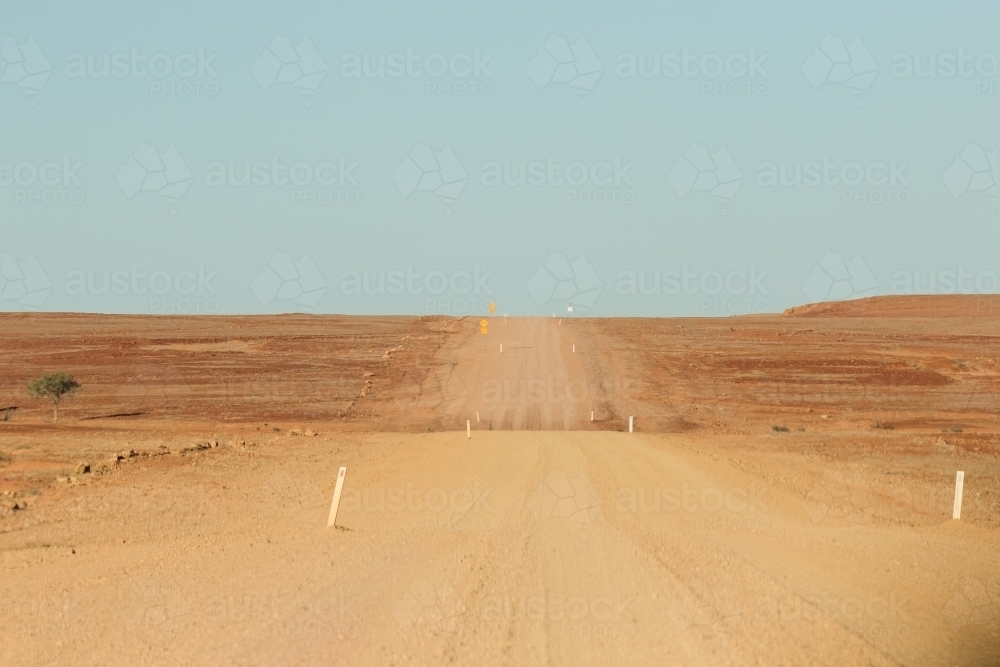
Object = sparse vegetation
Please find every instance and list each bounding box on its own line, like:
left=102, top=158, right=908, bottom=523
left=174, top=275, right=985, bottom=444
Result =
left=772, top=425, right=790, bottom=432
left=27, top=373, right=81, bottom=423
left=871, top=420, right=894, bottom=430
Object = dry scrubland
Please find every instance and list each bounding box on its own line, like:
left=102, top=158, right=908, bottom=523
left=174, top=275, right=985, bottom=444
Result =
left=1, top=295, right=998, bottom=666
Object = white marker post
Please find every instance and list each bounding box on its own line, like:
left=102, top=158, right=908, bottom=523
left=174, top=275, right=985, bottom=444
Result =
left=953, top=471, right=965, bottom=520
left=467, top=420, right=471, bottom=439
left=590, top=410, right=594, bottom=422
left=559, top=319, right=562, bottom=325
left=629, top=416, right=634, bottom=433
left=500, top=344, right=503, bottom=353
left=327, top=466, right=347, bottom=528
left=572, top=344, right=575, bottom=353
left=476, top=411, right=480, bottom=423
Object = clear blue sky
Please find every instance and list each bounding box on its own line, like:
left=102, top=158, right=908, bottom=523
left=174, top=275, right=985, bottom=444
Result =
left=2, top=1, right=998, bottom=316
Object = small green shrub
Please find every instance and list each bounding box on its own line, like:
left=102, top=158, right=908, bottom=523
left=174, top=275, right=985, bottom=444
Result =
left=27, top=373, right=81, bottom=423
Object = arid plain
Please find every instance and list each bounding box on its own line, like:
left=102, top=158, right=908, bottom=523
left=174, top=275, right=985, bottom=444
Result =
left=2, top=295, right=998, bottom=666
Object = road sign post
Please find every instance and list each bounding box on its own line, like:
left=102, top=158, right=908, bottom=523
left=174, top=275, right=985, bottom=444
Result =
left=327, top=467, right=347, bottom=528
left=953, top=471, right=965, bottom=519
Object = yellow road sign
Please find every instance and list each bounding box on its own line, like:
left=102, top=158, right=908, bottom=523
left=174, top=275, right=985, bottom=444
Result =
left=488, top=301, right=496, bottom=314
left=479, top=319, right=489, bottom=334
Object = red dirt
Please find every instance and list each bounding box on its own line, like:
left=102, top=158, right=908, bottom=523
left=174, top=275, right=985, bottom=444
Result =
left=783, top=294, right=1000, bottom=318
left=1, top=298, right=998, bottom=666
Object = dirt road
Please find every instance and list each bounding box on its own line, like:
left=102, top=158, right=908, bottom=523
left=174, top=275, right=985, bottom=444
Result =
left=2, top=304, right=999, bottom=665
left=394, top=317, right=596, bottom=431
left=3, top=429, right=996, bottom=666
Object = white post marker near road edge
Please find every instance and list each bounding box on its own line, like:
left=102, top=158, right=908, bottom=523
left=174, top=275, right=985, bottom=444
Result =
left=953, top=471, right=965, bottom=520
left=327, top=466, right=347, bottom=528
left=629, top=416, right=634, bottom=433
left=467, top=420, right=471, bottom=439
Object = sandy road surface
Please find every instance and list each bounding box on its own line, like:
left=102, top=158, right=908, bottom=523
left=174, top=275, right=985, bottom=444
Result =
left=3, top=429, right=998, bottom=666
left=2, top=305, right=999, bottom=665
left=396, top=317, right=594, bottom=431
